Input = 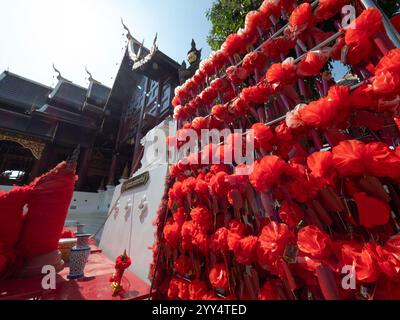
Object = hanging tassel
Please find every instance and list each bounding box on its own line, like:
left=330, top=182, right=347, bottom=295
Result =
left=316, top=264, right=341, bottom=300
left=319, top=186, right=345, bottom=212
left=260, top=192, right=274, bottom=218
left=310, top=128, right=324, bottom=150
left=358, top=176, right=391, bottom=203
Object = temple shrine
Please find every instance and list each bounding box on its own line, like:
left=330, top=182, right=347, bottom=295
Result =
left=0, top=22, right=188, bottom=193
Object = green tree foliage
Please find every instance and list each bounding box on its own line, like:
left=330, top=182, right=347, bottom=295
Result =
left=206, top=0, right=263, bottom=51
left=206, top=0, right=400, bottom=52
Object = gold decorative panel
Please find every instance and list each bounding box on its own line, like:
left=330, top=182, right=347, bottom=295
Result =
left=0, top=131, right=46, bottom=160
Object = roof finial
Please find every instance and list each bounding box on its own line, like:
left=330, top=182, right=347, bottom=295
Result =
left=121, top=18, right=133, bottom=40
left=150, top=33, right=158, bottom=54
left=136, top=39, right=145, bottom=60
left=52, top=64, right=70, bottom=82
left=85, top=66, right=101, bottom=84
left=52, top=64, right=63, bottom=81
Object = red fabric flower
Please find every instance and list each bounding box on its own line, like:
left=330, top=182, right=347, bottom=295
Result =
left=375, top=236, right=400, bottom=280
left=211, top=227, right=229, bottom=253
left=174, top=255, right=192, bottom=276
left=266, top=58, right=298, bottom=86
left=210, top=78, right=227, bottom=92
left=338, top=242, right=380, bottom=283
left=210, top=172, right=231, bottom=198
left=257, top=222, right=293, bottom=276
left=350, top=83, right=380, bottom=110
left=245, top=10, right=271, bottom=36
left=315, top=0, right=351, bottom=21
left=195, top=178, right=209, bottom=199
left=332, top=140, right=400, bottom=178
left=298, top=86, right=351, bottom=128
left=181, top=221, right=196, bottom=251
left=199, top=87, right=218, bottom=105
left=168, top=278, right=190, bottom=300
left=190, top=206, right=213, bottom=232
left=182, top=177, right=197, bottom=195
left=259, top=1, right=281, bottom=18
left=241, top=84, right=272, bottom=105
left=226, top=167, right=249, bottom=194
left=344, top=8, right=383, bottom=65
left=226, top=66, right=250, bottom=85
left=192, top=229, right=210, bottom=255
left=250, top=156, right=288, bottom=193
left=191, top=117, right=208, bottom=133
left=279, top=201, right=304, bottom=228
left=353, top=192, right=391, bottom=229
left=189, top=280, right=208, bottom=300
left=228, top=219, right=247, bottom=252
left=297, top=50, right=330, bottom=77
left=297, top=225, right=332, bottom=259
left=233, top=235, right=259, bottom=265
left=231, top=98, right=250, bottom=117
left=242, top=51, right=267, bottom=72
left=209, top=264, right=229, bottom=290
left=275, top=123, right=293, bottom=142
left=288, top=3, right=314, bottom=35
left=372, top=48, right=400, bottom=97
left=307, top=151, right=336, bottom=185
left=212, top=104, right=234, bottom=123
left=261, top=36, right=295, bottom=60
left=164, top=219, right=181, bottom=249
left=249, top=123, right=274, bottom=151
left=221, top=33, right=246, bottom=57
left=115, top=254, right=132, bottom=270
left=332, top=140, right=366, bottom=176
left=168, top=181, right=184, bottom=209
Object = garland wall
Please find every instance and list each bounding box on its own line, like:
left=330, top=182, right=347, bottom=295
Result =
left=150, top=0, right=400, bottom=300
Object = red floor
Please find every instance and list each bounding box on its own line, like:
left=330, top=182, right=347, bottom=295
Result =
left=0, top=249, right=152, bottom=300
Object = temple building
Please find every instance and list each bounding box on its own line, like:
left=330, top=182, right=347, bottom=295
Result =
left=0, top=23, right=193, bottom=194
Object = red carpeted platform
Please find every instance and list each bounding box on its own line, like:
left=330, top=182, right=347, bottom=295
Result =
left=0, top=249, right=152, bottom=300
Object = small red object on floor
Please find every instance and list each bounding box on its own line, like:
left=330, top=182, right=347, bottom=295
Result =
left=0, top=250, right=152, bottom=300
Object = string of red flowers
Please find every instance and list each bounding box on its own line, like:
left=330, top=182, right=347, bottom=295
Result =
left=174, top=8, right=388, bottom=126
left=152, top=1, right=400, bottom=301
left=172, top=0, right=345, bottom=109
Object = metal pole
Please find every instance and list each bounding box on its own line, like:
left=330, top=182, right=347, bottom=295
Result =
left=360, top=0, right=400, bottom=48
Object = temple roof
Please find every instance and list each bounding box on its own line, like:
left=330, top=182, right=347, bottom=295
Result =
left=48, top=80, right=88, bottom=113
left=87, top=81, right=111, bottom=108
left=0, top=71, right=52, bottom=112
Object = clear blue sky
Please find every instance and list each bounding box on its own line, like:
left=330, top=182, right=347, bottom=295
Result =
left=0, top=0, right=213, bottom=88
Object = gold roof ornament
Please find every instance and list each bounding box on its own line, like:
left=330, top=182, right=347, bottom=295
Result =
left=121, top=19, right=159, bottom=71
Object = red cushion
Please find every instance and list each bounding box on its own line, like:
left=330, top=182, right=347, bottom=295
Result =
left=0, top=186, right=33, bottom=276
left=18, top=162, right=77, bottom=258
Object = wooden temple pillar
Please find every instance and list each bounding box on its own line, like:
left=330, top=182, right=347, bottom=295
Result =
left=75, top=147, right=93, bottom=191
left=107, top=153, right=118, bottom=187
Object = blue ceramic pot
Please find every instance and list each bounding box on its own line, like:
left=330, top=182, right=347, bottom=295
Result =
left=67, top=234, right=91, bottom=280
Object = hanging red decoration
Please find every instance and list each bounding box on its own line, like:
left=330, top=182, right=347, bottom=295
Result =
left=110, top=250, right=132, bottom=296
